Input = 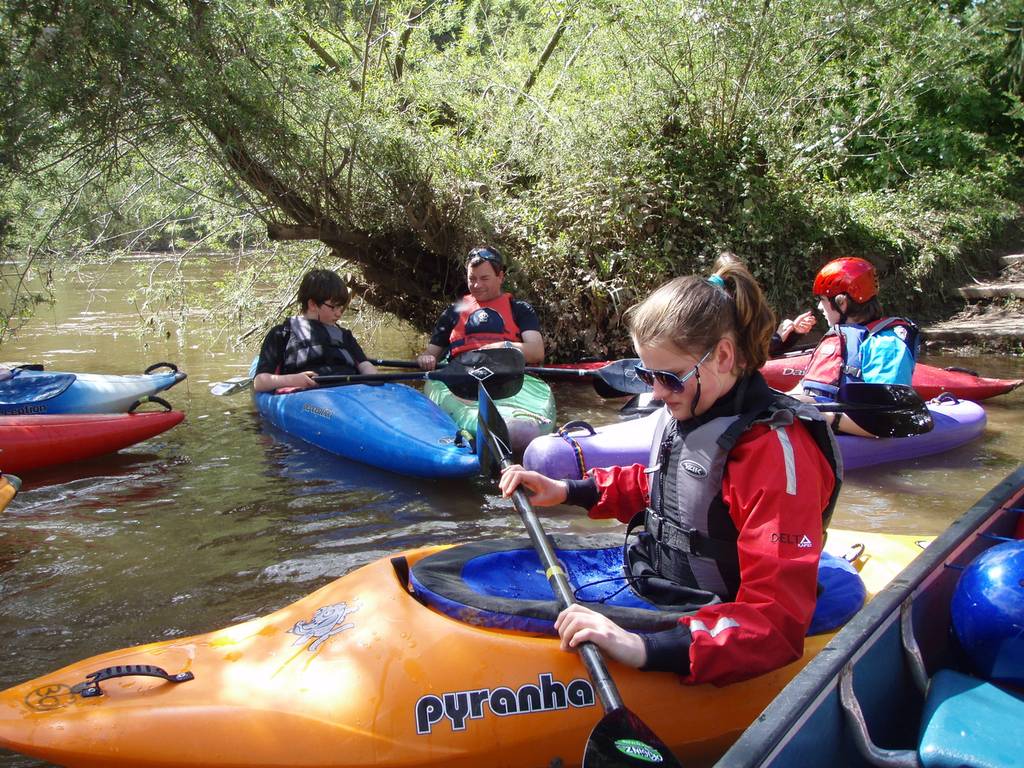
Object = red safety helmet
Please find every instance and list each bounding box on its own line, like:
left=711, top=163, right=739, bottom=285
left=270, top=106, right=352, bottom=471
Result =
left=813, top=257, right=879, bottom=303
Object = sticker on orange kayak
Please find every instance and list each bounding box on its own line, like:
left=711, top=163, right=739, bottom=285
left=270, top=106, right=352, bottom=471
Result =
left=288, top=601, right=359, bottom=652
left=415, top=673, right=595, bottom=735
left=24, top=683, right=76, bottom=712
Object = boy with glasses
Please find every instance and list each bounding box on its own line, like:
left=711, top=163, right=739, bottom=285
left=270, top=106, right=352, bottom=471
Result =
left=253, top=268, right=377, bottom=392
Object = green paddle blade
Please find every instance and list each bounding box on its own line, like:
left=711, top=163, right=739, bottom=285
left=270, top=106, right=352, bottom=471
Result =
left=583, top=706, right=683, bottom=767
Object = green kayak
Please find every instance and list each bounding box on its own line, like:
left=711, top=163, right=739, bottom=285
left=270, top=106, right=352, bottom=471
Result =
left=425, top=373, right=555, bottom=454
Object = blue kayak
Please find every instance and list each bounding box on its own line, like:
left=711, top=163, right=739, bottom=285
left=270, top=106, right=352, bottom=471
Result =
left=0, top=363, right=186, bottom=416
left=253, top=382, right=480, bottom=478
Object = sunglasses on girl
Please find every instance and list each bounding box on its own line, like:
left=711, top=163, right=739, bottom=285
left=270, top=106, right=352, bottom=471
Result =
left=633, top=348, right=713, bottom=392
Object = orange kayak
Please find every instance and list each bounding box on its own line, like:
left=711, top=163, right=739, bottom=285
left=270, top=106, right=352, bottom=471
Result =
left=0, top=473, right=18, bottom=512
left=0, top=530, right=926, bottom=768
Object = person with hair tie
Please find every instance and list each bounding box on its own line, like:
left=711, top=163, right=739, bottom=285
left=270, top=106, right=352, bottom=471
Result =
left=499, top=255, right=842, bottom=686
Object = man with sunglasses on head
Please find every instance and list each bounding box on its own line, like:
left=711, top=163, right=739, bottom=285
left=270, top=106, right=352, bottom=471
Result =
left=416, top=246, right=545, bottom=371
left=253, top=268, right=377, bottom=392
left=500, top=255, right=841, bottom=687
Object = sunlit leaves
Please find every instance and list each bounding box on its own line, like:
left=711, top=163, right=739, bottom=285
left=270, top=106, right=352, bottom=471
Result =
left=1, top=0, right=1021, bottom=353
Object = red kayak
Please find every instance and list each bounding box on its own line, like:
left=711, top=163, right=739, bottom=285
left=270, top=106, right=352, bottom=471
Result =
left=0, top=411, right=184, bottom=474
left=760, top=353, right=1022, bottom=400
left=543, top=358, right=1022, bottom=401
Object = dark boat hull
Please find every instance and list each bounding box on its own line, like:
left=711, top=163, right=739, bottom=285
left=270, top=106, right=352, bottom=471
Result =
left=716, top=465, right=1024, bottom=768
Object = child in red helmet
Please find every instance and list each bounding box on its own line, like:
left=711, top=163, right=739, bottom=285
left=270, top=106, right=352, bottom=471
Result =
left=791, top=257, right=919, bottom=437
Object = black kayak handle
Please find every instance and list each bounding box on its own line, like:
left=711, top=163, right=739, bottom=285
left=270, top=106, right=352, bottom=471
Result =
left=70, top=665, right=194, bottom=698
left=144, top=362, right=179, bottom=374
left=557, top=419, right=598, bottom=437
left=128, top=395, right=174, bottom=412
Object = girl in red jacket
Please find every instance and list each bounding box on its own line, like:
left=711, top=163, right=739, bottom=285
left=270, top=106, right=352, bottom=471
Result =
left=500, top=256, right=842, bottom=686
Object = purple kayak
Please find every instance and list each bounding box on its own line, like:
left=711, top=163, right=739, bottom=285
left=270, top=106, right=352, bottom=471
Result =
left=523, top=395, right=988, bottom=479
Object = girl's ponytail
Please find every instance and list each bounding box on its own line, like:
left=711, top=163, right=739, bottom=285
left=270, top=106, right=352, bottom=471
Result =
left=628, top=252, right=775, bottom=374
left=710, top=253, right=775, bottom=371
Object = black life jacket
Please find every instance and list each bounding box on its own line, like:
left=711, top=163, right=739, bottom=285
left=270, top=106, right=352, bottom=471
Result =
left=281, top=317, right=359, bottom=376
left=624, top=378, right=842, bottom=609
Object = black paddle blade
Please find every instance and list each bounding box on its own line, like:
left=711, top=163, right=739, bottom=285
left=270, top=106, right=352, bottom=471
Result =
left=476, top=382, right=514, bottom=477
left=583, top=707, right=683, bottom=768
left=439, top=349, right=525, bottom=400
left=619, top=393, right=661, bottom=420
left=593, top=377, right=633, bottom=399
left=592, top=359, right=649, bottom=398
left=838, top=382, right=933, bottom=438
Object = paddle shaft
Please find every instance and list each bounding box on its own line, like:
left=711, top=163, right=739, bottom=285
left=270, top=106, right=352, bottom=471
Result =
left=374, top=358, right=594, bottom=380
left=371, top=357, right=645, bottom=401
left=498, top=455, right=625, bottom=714
left=314, top=371, right=432, bottom=385
left=370, top=359, right=420, bottom=368
left=622, top=396, right=926, bottom=415
left=323, top=349, right=527, bottom=400
left=476, top=382, right=684, bottom=767
left=815, top=401, right=921, bottom=413
left=214, top=366, right=442, bottom=391
left=525, top=366, right=602, bottom=379
left=214, top=371, right=437, bottom=391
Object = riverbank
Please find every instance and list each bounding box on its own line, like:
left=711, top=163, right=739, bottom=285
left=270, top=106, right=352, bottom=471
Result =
left=921, top=253, right=1024, bottom=355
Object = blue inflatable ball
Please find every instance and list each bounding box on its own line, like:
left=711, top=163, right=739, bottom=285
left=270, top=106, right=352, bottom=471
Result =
left=951, top=540, right=1024, bottom=685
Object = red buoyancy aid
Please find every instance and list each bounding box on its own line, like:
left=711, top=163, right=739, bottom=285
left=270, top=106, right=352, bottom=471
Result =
left=801, top=317, right=918, bottom=398
left=447, top=293, right=523, bottom=356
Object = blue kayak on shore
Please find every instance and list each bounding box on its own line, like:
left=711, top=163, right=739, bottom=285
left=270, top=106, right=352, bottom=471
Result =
left=253, top=382, right=480, bottom=479
left=0, top=363, right=186, bottom=415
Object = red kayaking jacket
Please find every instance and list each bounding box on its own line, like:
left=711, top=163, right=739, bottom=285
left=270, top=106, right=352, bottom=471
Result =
left=586, top=418, right=836, bottom=686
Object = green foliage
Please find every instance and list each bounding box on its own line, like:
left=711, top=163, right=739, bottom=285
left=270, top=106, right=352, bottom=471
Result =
left=1, top=0, right=1021, bottom=354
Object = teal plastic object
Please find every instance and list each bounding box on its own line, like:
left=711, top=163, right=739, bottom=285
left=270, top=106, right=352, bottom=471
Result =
left=919, top=668, right=1024, bottom=768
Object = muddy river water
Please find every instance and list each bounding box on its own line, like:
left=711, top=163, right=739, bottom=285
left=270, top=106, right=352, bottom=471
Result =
left=1, top=255, right=1022, bottom=767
